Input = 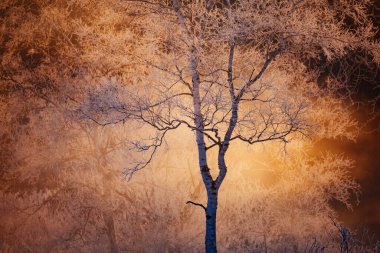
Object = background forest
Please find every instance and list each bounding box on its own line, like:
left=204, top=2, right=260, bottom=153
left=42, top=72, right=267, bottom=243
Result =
left=0, top=0, right=379, bottom=252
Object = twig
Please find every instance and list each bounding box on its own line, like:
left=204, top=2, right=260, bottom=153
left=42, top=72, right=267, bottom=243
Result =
left=186, top=201, right=206, bottom=212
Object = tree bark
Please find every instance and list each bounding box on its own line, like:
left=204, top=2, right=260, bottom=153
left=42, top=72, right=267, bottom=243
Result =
left=205, top=187, right=218, bottom=253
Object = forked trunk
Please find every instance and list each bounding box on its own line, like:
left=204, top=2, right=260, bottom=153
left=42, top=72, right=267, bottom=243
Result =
left=205, top=188, right=218, bottom=253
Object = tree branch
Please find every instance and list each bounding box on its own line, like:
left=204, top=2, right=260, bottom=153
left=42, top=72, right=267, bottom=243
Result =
left=186, top=201, right=206, bottom=212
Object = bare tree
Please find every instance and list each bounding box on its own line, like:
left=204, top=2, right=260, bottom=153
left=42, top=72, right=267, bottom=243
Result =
left=82, top=1, right=376, bottom=252
left=1, top=0, right=379, bottom=252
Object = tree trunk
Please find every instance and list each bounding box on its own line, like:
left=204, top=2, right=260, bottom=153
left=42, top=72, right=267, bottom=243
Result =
left=205, top=188, right=218, bottom=253
left=103, top=212, right=119, bottom=253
